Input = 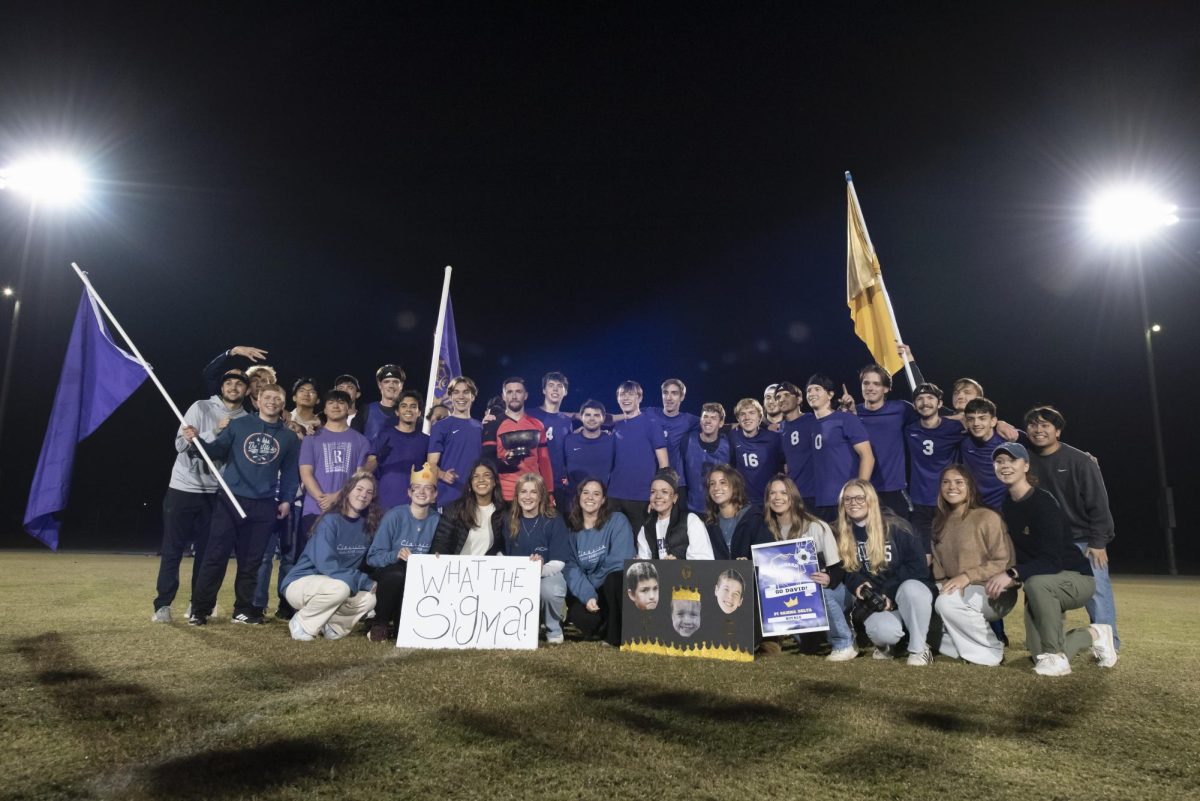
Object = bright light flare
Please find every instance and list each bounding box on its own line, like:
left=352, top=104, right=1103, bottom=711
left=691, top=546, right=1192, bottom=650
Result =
left=1089, top=185, right=1178, bottom=243
left=1, top=287, right=13, bottom=298
left=0, top=155, right=88, bottom=206
left=1151, top=323, right=1162, bottom=333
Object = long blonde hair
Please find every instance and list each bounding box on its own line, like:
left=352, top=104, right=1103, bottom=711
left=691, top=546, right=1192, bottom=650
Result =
left=835, top=479, right=887, bottom=572
left=507, top=473, right=556, bottom=539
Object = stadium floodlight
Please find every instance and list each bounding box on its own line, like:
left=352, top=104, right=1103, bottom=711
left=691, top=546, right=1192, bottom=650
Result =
left=0, top=155, right=88, bottom=206
left=1088, top=185, right=1178, bottom=243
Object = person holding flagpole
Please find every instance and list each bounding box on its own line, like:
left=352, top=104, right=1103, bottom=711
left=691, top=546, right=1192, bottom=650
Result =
left=151, top=369, right=249, bottom=623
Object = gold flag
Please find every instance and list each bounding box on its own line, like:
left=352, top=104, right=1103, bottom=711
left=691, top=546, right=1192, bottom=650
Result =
left=847, top=179, right=905, bottom=376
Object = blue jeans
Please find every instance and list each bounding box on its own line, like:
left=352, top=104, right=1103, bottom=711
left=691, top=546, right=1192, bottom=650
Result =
left=1076, top=541, right=1120, bottom=649
left=541, top=572, right=567, bottom=640
left=823, top=583, right=854, bottom=650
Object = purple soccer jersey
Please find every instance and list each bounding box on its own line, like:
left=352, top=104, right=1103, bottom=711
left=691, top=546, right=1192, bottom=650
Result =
left=428, top=416, right=483, bottom=507
left=645, top=407, right=700, bottom=485
left=372, top=427, right=431, bottom=509
left=856, top=399, right=919, bottom=493
left=527, top=407, right=574, bottom=492
left=960, top=430, right=1008, bottom=510
left=730, top=427, right=784, bottom=506
left=300, top=427, right=372, bottom=515
left=779, top=415, right=816, bottom=499
left=810, top=411, right=870, bottom=507
left=904, top=417, right=966, bottom=507
left=563, top=431, right=616, bottom=493
left=608, top=412, right=668, bottom=501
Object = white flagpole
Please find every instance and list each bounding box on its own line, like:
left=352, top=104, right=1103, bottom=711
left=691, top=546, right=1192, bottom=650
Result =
left=71, top=263, right=247, bottom=518
left=423, top=265, right=453, bottom=435
left=845, top=174, right=917, bottom=390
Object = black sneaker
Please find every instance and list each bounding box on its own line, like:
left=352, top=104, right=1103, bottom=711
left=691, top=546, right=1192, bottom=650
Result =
left=188, top=615, right=208, bottom=627
left=274, top=607, right=294, bottom=621
left=231, top=612, right=265, bottom=625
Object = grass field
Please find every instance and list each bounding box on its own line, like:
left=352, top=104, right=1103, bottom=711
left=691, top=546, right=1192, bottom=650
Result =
left=2, top=553, right=1198, bottom=801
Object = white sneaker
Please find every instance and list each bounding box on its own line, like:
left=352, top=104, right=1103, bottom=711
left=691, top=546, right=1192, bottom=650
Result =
left=872, top=644, right=895, bottom=660
left=1033, top=652, right=1072, bottom=676
left=906, top=647, right=933, bottom=666
left=151, top=607, right=172, bottom=623
left=322, top=624, right=344, bottom=641
left=1091, top=624, right=1119, bottom=668
left=288, top=616, right=314, bottom=642
left=826, top=646, right=858, bottom=662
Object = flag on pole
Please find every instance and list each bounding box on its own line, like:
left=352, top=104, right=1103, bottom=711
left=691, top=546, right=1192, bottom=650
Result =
left=432, top=295, right=461, bottom=404
left=846, top=175, right=906, bottom=377
left=24, top=289, right=148, bottom=550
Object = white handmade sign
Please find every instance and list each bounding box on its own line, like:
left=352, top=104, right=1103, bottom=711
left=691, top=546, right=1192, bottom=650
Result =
left=396, top=555, right=540, bottom=649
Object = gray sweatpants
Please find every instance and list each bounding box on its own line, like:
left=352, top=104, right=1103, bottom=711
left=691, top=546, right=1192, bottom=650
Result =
left=864, top=579, right=933, bottom=655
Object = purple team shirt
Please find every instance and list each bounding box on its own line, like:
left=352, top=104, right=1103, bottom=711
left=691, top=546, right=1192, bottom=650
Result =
left=563, top=431, right=615, bottom=493
left=780, top=416, right=816, bottom=499
left=428, top=416, right=483, bottom=507
left=608, top=412, right=668, bottom=500
left=856, top=399, right=918, bottom=493
left=299, top=427, right=372, bottom=515
left=904, top=417, right=965, bottom=507
left=960, top=430, right=1008, bottom=510
left=645, top=408, right=699, bottom=485
left=372, top=427, right=431, bottom=509
left=528, top=407, right=575, bottom=492
left=810, top=411, right=870, bottom=507
left=730, top=427, right=784, bottom=506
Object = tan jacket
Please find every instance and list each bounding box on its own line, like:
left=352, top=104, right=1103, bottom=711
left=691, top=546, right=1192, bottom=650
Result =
left=931, top=507, right=1015, bottom=583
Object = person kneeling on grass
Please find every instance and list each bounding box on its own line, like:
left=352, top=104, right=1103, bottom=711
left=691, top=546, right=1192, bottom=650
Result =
left=836, top=479, right=936, bottom=666
left=563, top=478, right=635, bottom=646
left=989, top=443, right=1117, bottom=676
left=505, top=473, right=571, bottom=644
left=281, top=472, right=382, bottom=641
left=765, top=475, right=855, bottom=662
left=930, top=465, right=1017, bottom=666
left=364, top=463, right=442, bottom=643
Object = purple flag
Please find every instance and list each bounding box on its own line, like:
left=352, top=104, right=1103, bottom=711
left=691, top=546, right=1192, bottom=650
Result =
left=24, top=289, right=148, bottom=550
left=433, top=295, right=462, bottom=403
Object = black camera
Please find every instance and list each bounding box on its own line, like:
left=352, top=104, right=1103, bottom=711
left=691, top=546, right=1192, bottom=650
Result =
left=858, top=583, right=888, bottom=613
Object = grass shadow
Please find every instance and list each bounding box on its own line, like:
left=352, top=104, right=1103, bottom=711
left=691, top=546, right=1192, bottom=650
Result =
left=141, top=738, right=344, bottom=800
left=14, top=632, right=161, bottom=724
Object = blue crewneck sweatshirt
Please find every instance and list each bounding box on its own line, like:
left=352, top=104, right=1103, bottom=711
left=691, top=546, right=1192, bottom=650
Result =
left=205, top=413, right=301, bottom=500
left=282, top=513, right=373, bottom=594
left=367, top=505, right=442, bottom=568
left=563, top=513, right=634, bottom=604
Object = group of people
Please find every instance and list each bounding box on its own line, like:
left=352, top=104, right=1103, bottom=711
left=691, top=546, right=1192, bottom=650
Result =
left=148, top=344, right=1121, bottom=675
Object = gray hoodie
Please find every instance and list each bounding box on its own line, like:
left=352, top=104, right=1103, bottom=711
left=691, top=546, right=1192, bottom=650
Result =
left=168, top=395, right=247, bottom=493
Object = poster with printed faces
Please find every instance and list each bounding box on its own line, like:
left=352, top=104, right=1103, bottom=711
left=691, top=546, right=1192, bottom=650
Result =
left=620, top=559, right=756, bottom=662
left=751, top=537, right=830, bottom=636
left=396, top=555, right=540, bottom=649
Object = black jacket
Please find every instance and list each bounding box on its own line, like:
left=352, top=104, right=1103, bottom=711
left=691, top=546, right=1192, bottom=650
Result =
left=431, top=499, right=508, bottom=556
left=705, top=506, right=773, bottom=560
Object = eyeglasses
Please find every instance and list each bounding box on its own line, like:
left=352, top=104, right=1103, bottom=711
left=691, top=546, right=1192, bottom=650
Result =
left=842, top=495, right=868, bottom=506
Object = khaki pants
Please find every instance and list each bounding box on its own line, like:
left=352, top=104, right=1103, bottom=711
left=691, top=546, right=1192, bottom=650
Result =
left=1023, top=571, right=1095, bottom=658
left=284, top=575, right=376, bottom=639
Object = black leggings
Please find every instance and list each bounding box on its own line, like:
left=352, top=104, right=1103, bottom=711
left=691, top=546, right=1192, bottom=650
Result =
left=566, top=571, right=625, bottom=646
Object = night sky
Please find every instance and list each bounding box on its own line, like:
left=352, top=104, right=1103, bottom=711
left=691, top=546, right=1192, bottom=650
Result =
left=1, top=2, right=1198, bottom=570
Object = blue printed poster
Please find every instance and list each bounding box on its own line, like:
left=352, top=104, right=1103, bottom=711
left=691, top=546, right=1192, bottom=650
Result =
left=750, top=537, right=829, bottom=636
